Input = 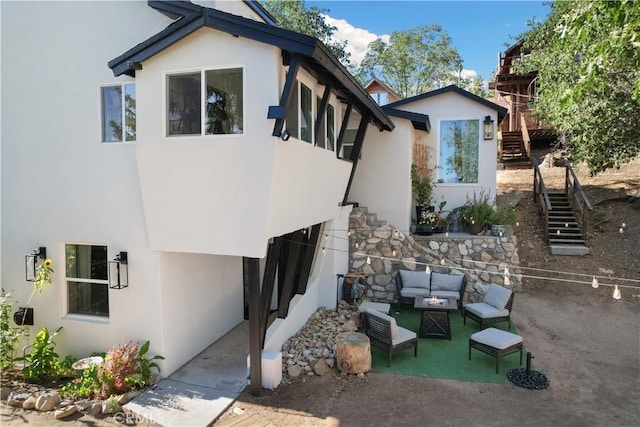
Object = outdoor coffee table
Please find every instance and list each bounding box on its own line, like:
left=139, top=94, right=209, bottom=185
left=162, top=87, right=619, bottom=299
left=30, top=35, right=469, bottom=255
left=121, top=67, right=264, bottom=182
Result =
left=414, top=296, right=458, bottom=340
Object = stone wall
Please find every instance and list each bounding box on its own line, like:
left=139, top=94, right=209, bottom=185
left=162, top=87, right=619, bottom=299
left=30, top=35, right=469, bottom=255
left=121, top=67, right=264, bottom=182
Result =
left=348, top=207, right=521, bottom=304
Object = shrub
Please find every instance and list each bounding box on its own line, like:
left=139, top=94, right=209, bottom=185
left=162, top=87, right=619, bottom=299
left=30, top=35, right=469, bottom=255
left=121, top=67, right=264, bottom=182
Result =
left=0, top=290, right=21, bottom=371
left=18, top=326, right=63, bottom=383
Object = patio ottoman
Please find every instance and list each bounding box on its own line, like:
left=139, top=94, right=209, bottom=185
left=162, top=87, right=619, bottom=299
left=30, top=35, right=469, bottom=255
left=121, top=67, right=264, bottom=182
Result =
left=469, top=327, right=523, bottom=373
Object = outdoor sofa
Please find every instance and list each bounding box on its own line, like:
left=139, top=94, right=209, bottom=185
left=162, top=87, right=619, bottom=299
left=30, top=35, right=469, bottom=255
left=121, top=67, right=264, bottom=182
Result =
left=395, top=270, right=467, bottom=309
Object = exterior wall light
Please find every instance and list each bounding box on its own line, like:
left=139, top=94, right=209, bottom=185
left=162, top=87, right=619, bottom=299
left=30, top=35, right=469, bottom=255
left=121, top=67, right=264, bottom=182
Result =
left=483, top=115, right=495, bottom=140
left=108, top=251, right=129, bottom=290
left=25, top=247, right=46, bottom=282
left=280, top=130, right=291, bottom=141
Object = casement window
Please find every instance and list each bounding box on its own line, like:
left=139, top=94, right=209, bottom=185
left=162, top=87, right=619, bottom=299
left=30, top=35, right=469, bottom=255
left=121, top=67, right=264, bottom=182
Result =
left=167, top=68, right=244, bottom=136
left=315, top=98, right=336, bottom=151
left=300, top=83, right=313, bottom=143
left=438, top=119, right=480, bottom=184
left=101, top=83, right=136, bottom=142
left=65, top=244, right=109, bottom=317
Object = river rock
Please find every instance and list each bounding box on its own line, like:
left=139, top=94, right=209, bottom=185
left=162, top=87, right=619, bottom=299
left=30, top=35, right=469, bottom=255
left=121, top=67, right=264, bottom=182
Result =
left=35, top=391, right=60, bottom=411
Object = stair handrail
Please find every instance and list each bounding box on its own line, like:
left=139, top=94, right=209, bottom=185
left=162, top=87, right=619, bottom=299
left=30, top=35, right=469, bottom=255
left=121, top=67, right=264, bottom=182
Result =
left=519, top=113, right=531, bottom=159
left=563, top=159, right=593, bottom=240
left=532, top=157, right=552, bottom=236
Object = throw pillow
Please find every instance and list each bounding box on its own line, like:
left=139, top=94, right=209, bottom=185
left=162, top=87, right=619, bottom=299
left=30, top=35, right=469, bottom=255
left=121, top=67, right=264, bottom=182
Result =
left=399, top=270, right=430, bottom=289
left=430, top=272, right=464, bottom=291
left=483, top=284, right=513, bottom=310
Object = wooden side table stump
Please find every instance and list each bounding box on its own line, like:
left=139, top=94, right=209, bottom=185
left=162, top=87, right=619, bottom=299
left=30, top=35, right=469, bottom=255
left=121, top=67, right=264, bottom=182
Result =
left=336, top=332, right=371, bottom=374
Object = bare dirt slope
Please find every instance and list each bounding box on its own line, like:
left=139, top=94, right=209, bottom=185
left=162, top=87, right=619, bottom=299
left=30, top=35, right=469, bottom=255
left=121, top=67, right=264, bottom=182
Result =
left=3, top=156, right=639, bottom=427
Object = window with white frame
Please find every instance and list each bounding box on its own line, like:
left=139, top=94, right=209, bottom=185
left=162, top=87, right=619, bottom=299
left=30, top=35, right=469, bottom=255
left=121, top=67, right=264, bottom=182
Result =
left=65, top=244, right=109, bottom=317
left=101, top=83, right=136, bottom=142
left=438, top=119, right=480, bottom=183
left=167, top=68, right=243, bottom=136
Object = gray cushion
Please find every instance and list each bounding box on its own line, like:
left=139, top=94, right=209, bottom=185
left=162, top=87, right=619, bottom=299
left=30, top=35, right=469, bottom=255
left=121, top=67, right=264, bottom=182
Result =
left=392, top=326, right=417, bottom=346
left=464, top=302, right=510, bottom=319
left=400, top=287, right=431, bottom=298
left=471, top=327, right=522, bottom=349
left=483, top=284, right=512, bottom=310
left=366, top=308, right=399, bottom=339
left=399, top=270, right=430, bottom=289
left=430, top=272, right=464, bottom=291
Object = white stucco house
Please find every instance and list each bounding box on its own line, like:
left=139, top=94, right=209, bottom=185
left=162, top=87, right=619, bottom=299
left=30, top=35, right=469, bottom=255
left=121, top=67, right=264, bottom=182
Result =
left=1, top=0, right=505, bottom=393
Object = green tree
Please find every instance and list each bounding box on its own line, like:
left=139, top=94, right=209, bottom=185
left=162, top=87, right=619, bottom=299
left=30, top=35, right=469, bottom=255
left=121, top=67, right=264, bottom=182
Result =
left=516, top=0, right=640, bottom=173
left=355, top=25, right=462, bottom=98
left=262, top=0, right=351, bottom=66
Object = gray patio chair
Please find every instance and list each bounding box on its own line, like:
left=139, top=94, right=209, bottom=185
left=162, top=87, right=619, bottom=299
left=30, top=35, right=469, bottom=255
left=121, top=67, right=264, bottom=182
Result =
left=362, top=308, right=418, bottom=367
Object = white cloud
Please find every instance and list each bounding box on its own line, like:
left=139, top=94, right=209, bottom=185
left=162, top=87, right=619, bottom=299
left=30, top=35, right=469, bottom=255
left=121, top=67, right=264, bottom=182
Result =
left=323, top=15, right=389, bottom=67
left=461, top=69, right=478, bottom=79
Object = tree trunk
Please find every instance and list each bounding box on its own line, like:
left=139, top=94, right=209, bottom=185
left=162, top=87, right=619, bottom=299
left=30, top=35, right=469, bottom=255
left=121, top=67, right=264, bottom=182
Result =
left=336, top=332, right=371, bottom=374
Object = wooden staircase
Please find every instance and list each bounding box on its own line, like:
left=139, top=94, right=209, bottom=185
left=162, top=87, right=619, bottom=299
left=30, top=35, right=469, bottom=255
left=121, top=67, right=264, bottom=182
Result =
left=547, top=192, right=585, bottom=246
left=499, top=131, right=530, bottom=168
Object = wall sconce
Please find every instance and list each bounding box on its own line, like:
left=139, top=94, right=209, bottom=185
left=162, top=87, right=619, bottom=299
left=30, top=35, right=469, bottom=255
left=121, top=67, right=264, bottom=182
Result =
left=25, top=247, right=46, bottom=282
left=280, top=130, right=291, bottom=141
left=483, top=115, right=494, bottom=140
left=108, top=252, right=128, bottom=290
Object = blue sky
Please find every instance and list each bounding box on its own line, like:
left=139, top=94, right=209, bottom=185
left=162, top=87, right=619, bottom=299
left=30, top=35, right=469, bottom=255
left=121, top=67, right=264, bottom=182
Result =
left=306, top=1, right=550, bottom=80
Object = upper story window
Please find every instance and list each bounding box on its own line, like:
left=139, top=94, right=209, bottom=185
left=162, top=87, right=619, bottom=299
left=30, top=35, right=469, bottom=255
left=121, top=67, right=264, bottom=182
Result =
left=101, top=83, right=136, bottom=143
left=371, top=91, right=388, bottom=105
left=65, top=244, right=109, bottom=318
left=315, top=98, right=336, bottom=151
left=300, top=83, right=312, bottom=143
left=167, top=68, right=244, bottom=136
left=438, top=119, right=480, bottom=184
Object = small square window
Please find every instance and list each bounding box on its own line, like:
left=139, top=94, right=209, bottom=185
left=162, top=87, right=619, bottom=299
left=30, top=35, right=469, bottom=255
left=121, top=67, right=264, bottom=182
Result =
left=65, top=244, right=109, bottom=317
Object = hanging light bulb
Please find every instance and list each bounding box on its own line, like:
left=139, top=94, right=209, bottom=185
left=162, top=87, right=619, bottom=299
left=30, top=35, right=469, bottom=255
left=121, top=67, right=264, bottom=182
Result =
left=440, top=257, right=445, bottom=265
left=445, top=231, right=449, bottom=237
left=619, top=227, right=624, bottom=234
left=516, top=221, right=520, bottom=227
left=392, top=249, right=396, bottom=257
left=613, top=285, right=621, bottom=300
left=394, top=230, right=399, bottom=238
left=565, top=223, right=569, bottom=228
left=366, top=256, right=371, bottom=265
left=355, top=241, right=359, bottom=249
left=556, top=230, right=561, bottom=235
left=425, top=264, right=431, bottom=274
left=325, top=234, right=328, bottom=241
left=322, top=247, right=325, bottom=254
left=504, top=265, right=511, bottom=286
left=591, top=276, right=599, bottom=288
left=348, top=230, right=351, bottom=237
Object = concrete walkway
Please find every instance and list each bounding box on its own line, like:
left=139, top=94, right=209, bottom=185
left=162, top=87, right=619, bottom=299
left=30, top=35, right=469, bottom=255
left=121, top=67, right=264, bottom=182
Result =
left=124, top=321, right=249, bottom=426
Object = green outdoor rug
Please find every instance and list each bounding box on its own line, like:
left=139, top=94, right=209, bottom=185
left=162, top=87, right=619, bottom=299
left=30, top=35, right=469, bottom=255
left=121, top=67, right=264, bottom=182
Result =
left=367, top=306, right=526, bottom=384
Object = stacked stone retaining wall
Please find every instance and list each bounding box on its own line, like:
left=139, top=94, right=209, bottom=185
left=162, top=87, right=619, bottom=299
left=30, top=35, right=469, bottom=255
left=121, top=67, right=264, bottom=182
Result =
left=348, top=207, right=521, bottom=304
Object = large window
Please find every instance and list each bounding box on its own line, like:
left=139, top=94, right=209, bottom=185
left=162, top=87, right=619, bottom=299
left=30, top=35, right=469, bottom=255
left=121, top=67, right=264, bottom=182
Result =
left=438, top=120, right=479, bottom=183
left=167, top=68, right=243, bottom=136
left=102, top=84, right=136, bottom=142
left=66, top=244, right=109, bottom=317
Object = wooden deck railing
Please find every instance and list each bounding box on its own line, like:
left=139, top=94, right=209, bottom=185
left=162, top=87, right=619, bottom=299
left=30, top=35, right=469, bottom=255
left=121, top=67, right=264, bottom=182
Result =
left=532, top=157, right=552, bottom=236
left=564, top=159, right=593, bottom=240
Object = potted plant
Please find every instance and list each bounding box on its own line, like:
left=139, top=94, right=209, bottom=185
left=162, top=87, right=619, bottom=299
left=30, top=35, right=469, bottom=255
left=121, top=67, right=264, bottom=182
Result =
left=490, top=201, right=517, bottom=236
left=459, top=189, right=495, bottom=235
left=411, top=163, right=435, bottom=224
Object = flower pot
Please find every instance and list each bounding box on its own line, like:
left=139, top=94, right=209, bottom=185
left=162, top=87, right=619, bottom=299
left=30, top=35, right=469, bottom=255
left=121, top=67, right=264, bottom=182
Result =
left=467, top=222, right=484, bottom=235
left=414, top=224, right=433, bottom=235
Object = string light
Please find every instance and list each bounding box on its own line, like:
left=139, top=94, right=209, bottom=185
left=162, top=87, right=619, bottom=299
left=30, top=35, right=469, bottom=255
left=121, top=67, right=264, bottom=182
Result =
left=325, top=234, right=328, bottom=241
left=392, top=249, right=396, bottom=257
left=504, top=265, right=511, bottom=286
left=621, top=222, right=626, bottom=228
left=366, top=256, right=371, bottom=265
left=322, top=247, right=325, bottom=254
left=613, top=285, right=621, bottom=300
left=425, top=264, right=431, bottom=274
left=619, top=227, right=624, bottom=234
left=592, top=276, right=599, bottom=288
left=355, top=242, right=359, bottom=249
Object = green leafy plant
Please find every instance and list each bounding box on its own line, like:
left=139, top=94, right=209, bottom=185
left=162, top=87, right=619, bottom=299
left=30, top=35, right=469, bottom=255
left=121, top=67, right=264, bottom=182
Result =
left=17, top=326, right=63, bottom=383
left=62, top=363, right=101, bottom=399
left=491, top=202, right=517, bottom=226
left=459, top=189, right=496, bottom=228
left=139, top=340, right=164, bottom=384
left=411, top=163, right=436, bottom=206
left=0, top=290, right=21, bottom=372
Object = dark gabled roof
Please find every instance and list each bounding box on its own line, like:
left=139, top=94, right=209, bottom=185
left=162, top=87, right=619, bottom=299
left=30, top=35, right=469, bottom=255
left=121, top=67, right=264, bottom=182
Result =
left=108, top=1, right=394, bottom=132
left=243, top=0, right=277, bottom=26
left=382, top=107, right=430, bottom=132
left=386, top=85, right=508, bottom=123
